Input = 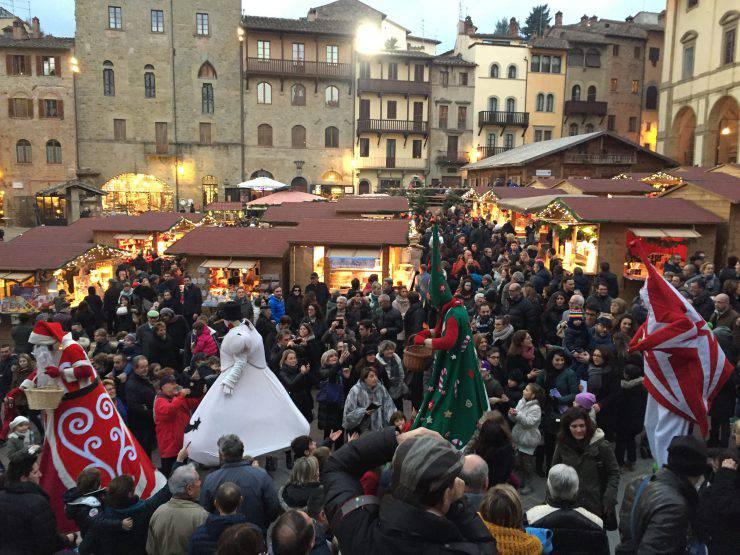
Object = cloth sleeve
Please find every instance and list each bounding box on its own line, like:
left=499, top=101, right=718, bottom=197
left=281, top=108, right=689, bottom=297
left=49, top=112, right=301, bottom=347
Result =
left=430, top=316, right=459, bottom=351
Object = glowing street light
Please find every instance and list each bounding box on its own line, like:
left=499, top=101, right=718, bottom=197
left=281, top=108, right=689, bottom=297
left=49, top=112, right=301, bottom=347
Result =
left=237, top=27, right=245, bottom=42
left=355, top=22, right=383, bottom=54
left=721, top=126, right=731, bottom=136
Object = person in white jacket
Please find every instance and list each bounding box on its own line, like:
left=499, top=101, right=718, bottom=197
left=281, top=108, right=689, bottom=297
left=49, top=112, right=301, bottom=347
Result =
left=509, top=383, right=545, bottom=494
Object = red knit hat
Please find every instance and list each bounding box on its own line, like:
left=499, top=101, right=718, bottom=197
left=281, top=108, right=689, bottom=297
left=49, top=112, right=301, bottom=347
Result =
left=28, top=321, right=65, bottom=345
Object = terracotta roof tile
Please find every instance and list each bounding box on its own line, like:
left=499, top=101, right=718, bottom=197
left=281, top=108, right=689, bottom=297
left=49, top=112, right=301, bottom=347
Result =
left=262, top=202, right=340, bottom=225
left=0, top=242, right=116, bottom=271
left=165, top=227, right=293, bottom=258
left=563, top=179, right=654, bottom=194
left=335, top=195, right=409, bottom=213
left=551, top=197, right=724, bottom=224
left=290, top=219, right=409, bottom=246
left=492, top=187, right=567, bottom=199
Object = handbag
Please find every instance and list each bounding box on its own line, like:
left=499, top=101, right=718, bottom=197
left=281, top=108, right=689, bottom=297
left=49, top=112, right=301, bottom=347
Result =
left=525, top=527, right=553, bottom=554
left=316, top=379, right=343, bottom=404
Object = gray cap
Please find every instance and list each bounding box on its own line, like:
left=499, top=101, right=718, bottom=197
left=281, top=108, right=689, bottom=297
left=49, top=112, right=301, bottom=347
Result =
left=391, top=435, right=463, bottom=503
left=512, top=271, right=525, bottom=283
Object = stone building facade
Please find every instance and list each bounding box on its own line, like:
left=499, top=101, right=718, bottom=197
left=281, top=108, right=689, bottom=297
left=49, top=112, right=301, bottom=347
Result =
left=74, top=0, right=243, bottom=211
left=525, top=36, right=569, bottom=145
left=0, top=18, right=77, bottom=225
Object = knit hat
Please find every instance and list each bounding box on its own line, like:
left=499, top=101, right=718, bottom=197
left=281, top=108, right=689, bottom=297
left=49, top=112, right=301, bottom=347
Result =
left=482, top=274, right=492, bottom=283
left=596, top=315, right=613, bottom=328
left=124, top=333, right=137, bottom=343
left=361, top=344, right=377, bottom=358
left=568, top=309, right=584, bottom=327
left=28, top=321, right=65, bottom=345
left=575, top=392, right=597, bottom=410
left=666, top=435, right=710, bottom=477
left=146, top=310, right=160, bottom=318
left=428, top=225, right=452, bottom=308
left=9, top=416, right=30, bottom=430
left=159, top=307, right=175, bottom=318
left=392, top=435, right=463, bottom=504
left=159, top=375, right=177, bottom=387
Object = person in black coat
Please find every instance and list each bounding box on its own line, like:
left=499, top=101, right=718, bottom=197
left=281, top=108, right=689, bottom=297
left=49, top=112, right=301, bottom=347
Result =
left=596, top=262, right=619, bottom=299
left=507, top=284, right=541, bottom=343
left=688, top=280, right=715, bottom=322
left=285, top=285, right=305, bottom=331
left=374, top=296, right=403, bottom=344
left=181, top=276, right=203, bottom=322
left=160, top=308, right=190, bottom=355
left=0, top=451, right=73, bottom=554
left=506, top=330, right=546, bottom=385
left=587, top=347, right=622, bottom=443
left=279, top=349, right=314, bottom=423
left=124, top=355, right=156, bottom=456
left=470, top=418, right=516, bottom=487
left=188, top=482, right=248, bottom=555
left=305, top=272, right=330, bottom=310
left=103, top=279, right=123, bottom=332
left=147, top=322, right=182, bottom=371
left=73, top=300, right=99, bottom=339
left=615, top=364, right=646, bottom=470
left=84, top=286, right=105, bottom=328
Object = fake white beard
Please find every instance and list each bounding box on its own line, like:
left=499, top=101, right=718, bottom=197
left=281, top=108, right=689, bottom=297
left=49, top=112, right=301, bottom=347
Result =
left=33, top=344, right=61, bottom=388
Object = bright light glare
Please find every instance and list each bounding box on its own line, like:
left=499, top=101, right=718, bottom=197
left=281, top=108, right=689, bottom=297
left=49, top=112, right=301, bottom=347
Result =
left=720, top=126, right=731, bottom=136
left=355, top=23, right=383, bottom=54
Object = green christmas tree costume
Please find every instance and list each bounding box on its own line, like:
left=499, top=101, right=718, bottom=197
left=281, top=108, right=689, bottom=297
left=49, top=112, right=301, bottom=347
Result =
left=412, top=226, right=489, bottom=448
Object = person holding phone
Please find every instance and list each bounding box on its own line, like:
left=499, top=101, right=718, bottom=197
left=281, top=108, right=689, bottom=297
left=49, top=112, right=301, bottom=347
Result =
left=342, top=368, right=396, bottom=434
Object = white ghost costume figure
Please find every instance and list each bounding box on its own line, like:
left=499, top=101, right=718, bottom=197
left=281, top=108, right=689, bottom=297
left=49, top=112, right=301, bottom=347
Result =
left=185, top=318, right=310, bottom=466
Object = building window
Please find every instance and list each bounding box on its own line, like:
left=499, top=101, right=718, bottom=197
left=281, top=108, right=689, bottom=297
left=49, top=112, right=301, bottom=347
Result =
left=544, top=129, right=552, bottom=140
left=41, top=99, right=62, bottom=118
left=506, top=98, right=515, bottom=112
left=613, top=45, right=620, bottom=56
left=536, top=93, right=544, bottom=111
left=552, top=56, right=561, bottom=73
left=325, top=86, right=339, bottom=107
left=585, top=123, right=594, bottom=133
left=292, top=42, right=305, bottom=62
left=587, top=86, right=596, bottom=102
left=413, top=64, right=424, bottom=82
left=8, top=97, right=33, bottom=118
left=541, top=55, right=551, bottom=72
left=571, top=85, right=581, bottom=101
left=144, top=66, right=156, bottom=98
left=486, top=64, right=498, bottom=79
left=257, top=82, right=271, bottom=104
left=569, top=123, right=578, bottom=136
left=459, top=71, right=468, bottom=85
left=534, top=129, right=543, bottom=142
left=628, top=117, right=638, bottom=132
left=486, top=132, right=496, bottom=148
left=325, top=126, right=339, bottom=148
left=585, top=48, right=601, bottom=67
left=687, top=0, right=698, bottom=9
left=438, top=105, right=448, bottom=128
left=507, top=65, right=517, bottom=79
left=568, top=48, right=583, bottom=67
left=634, top=46, right=641, bottom=59
left=546, top=94, right=554, bottom=112
left=359, top=61, right=371, bottom=79
left=504, top=133, right=514, bottom=149
left=15, top=139, right=31, bottom=163
left=108, top=6, right=122, bottom=29
left=607, top=115, right=616, bottom=131
left=359, top=137, right=369, bottom=157
left=531, top=56, right=540, bottom=72
left=291, top=125, right=306, bottom=148
left=202, top=83, right=214, bottom=114
left=114, top=119, right=126, bottom=140
left=46, top=140, right=62, bottom=164
left=682, top=44, right=695, bottom=79
left=257, top=124, right=272, bottom=146
left=412, top=139, right=422, bottom=159
left=387, top=63, right=398, bottom=80
left=326, top=45, right=338, bottom=64
left=151, top=10, right=164, bottom=33
left=8, top=54, right=30, bottom=75
left=631, top=80, right=639, bottom=94
left=649, top=47, right=660, bottom=65
left=487, top=96, right=498, bottom=112
left=155, top=122, right=168, bottom=154
left=387, top=100, right=397, bottom=119
left=196, top=13, right=209, bottom=36
left=723, top=28, right=736, bottom=65
left=291, top=83, right=306, bottom=106
left=440, top=70, right=449, bottom=86
left=41, top=56, right=57, bottom=76
left=199, top=122, right=212, bottom=145
left=457, top=106, right=467, bottom=128
left=103, top=61, right=115, bottom=96
left=198, top=61, right=217, bottom=79
left=257, top=40, right=270, bottom=60
left=610, top=78, right=618, bottom=91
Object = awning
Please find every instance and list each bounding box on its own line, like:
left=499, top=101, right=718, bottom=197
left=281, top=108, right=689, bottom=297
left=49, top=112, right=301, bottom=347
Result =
left=0, top=272, right=33, bottom=281
left=200, top=259, right=233, bottom=269
left=200, top=259, right=258, bottom=269
left=629, top=228, right=701, bottom=238
left=328, top=248, right=380, bottom=259
left=227, top=260, right=257, bottom=270
left=114, top=233, right=152, bottom=240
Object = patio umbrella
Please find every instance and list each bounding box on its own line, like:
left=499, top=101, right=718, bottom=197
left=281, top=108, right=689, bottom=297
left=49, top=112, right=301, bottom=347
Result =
left=236, top=176, right=289, bottom=192
left=245, top=191, right=325, bottom=207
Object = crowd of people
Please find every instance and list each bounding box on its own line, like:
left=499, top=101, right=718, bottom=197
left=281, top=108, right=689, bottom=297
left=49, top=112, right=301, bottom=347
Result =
left=0, top=210, right=738, bottom=554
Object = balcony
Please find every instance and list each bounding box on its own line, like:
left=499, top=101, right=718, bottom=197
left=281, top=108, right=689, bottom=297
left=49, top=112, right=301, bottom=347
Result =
left=357, top=78, right=431, bottom=96
left=564, top=100, right=608, bottom=117
left=144, top=143, right=176, bottom=157
left=245, top=58, right=352, bottom=80
left=478, top=111, right=529, bottom=127
left=436, top=150, right=471, bottom=165
left=477, top=146, right=513, bottom=158
left=563, top=153, right=637, bottom=164
left=355, top=157, right=426, bottom=170
left=357, top=118, right=429, bottom=136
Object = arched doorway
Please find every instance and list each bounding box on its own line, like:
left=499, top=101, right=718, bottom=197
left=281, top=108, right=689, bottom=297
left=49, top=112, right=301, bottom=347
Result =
left=202, top=175, right=218, bottom=207
left=291, top=176, right=308, bottom=192
left=358, top=179, right=370, bottom=195
left=705, top=96, right=738, bottom=165
left=669, top=107, right=696, bottom=166
left=250, top=169, right=273, bottom=179
left=102, top=173, right=174, bottom=214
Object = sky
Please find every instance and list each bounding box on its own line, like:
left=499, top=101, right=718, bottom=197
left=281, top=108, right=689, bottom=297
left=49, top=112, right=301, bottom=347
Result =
left=13, top=0, right=666, bottom=50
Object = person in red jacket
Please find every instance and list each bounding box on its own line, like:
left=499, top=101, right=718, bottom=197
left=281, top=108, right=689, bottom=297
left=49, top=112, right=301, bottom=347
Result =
left=154, top=375, right=200, bottom=476
left=192, top=320, right=218, bottom=357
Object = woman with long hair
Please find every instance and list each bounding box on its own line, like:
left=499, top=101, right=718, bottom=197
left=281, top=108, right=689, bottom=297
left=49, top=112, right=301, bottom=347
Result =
left=470, top=417, right=516, bottom=487
left=586, top=347, right=621, bottom=442
left=316, top=349, right=346, bottom=440
left=278, top=349, right=314, bottom=423
left=279, top=455, right=321, bottom=510
left=300, top=302, right=325, bottom=340
left=543, top=292, right=567, bottom=345
left=506, top=330, right=545, bottom=385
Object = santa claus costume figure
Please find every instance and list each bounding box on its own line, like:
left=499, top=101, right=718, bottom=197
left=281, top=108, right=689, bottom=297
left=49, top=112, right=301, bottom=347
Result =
left=18, top=321, right=165, bottom=531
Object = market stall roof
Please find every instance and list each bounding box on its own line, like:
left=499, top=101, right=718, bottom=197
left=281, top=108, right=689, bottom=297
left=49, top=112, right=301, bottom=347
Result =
left=661, top=168, right=740, bottom=203
left=497, top=194, right=594, bottom=213
left=0, top=242, right=128, bottom=272
left=205, top=202, right=244, bottom=211
left=36, top=180, right=106, bottom=197
left=261, top=202, right=342, bottom=225
left=537, top=197, right=724, bottom=225
left=290, top=219, right=409, bottom=247
left=165, top=226, right=295, bottom=258
left=245, top=191, right=325, bottom=207
left=558, top=178, right=655, bottom=195
left=236, top=176, right=289, bottom=191
left=491, top=187, right=567, bottom=200
left=334, top=195, right=409, bottom=214
left=0, top=272, right=33, bottom=281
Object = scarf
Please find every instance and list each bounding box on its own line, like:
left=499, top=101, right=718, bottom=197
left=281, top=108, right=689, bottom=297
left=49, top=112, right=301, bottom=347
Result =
left=587, top=364, right=611, bottom=391
left=491, top=324, right=514, bottom=342
left=521, top=345, right=535, bottom=363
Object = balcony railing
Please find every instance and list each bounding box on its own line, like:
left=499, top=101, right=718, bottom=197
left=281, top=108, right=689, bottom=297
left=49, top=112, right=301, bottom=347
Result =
left=357, top=78, right=431, bottom=96
left=436, top=150, right=470, bottom=165
left=477, top=146, right=513, bottom=158
left=564, top=100, right=608, bottom=116
left=563, top=153, right=637, bottom=164
left=355, top=157, right=427, bottom=170
left=478, top=111, right=529, bottom=127
left=245, top=57, right=352, bottom=79
left=357, top=119, right=429, bottom=135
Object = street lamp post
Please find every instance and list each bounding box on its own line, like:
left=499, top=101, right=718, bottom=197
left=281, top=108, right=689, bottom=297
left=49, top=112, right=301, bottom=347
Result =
left=70, top=57, right=80, bottom=171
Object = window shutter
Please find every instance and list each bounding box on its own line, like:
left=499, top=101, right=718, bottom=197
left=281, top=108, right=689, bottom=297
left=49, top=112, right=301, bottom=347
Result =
left=55, top=57, right=61, bottom=77
left=5, top=55, right=11, bottom=75
left=8, top=98, right=14, bottom=117
left=39, top=99, right=45, bottom=117
left=37, top=56, right=43, bottom=76
left=25, top=56, right=32, bottom=75
left=27, top=98, right=34, bottom=118
left=58, top=99, right=64, bottom=119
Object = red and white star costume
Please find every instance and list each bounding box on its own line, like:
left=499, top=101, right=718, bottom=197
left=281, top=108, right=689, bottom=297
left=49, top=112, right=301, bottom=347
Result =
left=23, top=321, right=165, bottom=532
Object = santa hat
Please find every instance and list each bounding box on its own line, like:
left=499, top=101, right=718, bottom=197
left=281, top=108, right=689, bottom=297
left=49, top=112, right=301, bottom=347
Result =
left=29, top=321, right=65, bottom=345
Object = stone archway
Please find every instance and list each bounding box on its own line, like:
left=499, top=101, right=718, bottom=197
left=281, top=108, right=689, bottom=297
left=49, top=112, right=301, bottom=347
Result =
left=669, top=107, right=696, bottom=165
left=358, top=179, right=370, bottom=195
left=291, top=176, right=308, bottom=192
left=704, top=95, right=738, bottom=166
left=102, top=173, right=174, bottom=214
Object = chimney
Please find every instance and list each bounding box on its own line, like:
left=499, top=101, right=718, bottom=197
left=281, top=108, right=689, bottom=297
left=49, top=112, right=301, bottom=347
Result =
left=306, top=8, right=317, bottom=22
left=507, top=17, right=520, bottom=38
left=580, top=15, right=589, bottom=26
left=555, top=11, right=563, bottom=27
left=463, top=16, right=476, bottom=36
left=625, top=15, right=634, bottom=23
left=589, top=16, right=598, bottom=24
left=31, top=17, right=40, bottom=37
left=11, top=20, right=24, bottom=40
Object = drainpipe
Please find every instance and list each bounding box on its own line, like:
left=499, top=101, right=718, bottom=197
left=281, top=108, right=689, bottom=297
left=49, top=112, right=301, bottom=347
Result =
left=170, top=0, right=180, bottom=208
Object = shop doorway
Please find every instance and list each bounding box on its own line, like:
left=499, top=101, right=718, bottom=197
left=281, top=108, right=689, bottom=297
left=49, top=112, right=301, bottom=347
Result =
left=101, top=173, right=174, bottom=214
left=291, top=176, right=308, bottom=192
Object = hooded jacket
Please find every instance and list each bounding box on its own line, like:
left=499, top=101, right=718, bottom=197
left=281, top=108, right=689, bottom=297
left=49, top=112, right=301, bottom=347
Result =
left=188, top=513, right=248, bottom=555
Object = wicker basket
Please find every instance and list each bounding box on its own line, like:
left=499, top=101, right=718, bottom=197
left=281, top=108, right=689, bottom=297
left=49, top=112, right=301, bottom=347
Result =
left=403, top=344, right=433, bottom=373
left=24, top=386, right=66, bottom=410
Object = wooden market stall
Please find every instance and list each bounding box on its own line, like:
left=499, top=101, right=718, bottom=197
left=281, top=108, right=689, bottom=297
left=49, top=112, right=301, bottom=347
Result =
left=288, top=219, right=416, bottom=291
left=475, top=187, right=566, bottom=235
left=535, top=197, right=723, bottom=298
left=204, top=202, right=245, bottom=226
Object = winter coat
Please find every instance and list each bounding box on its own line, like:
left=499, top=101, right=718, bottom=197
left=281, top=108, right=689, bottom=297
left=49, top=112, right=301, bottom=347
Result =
left=527, top=500, right=610, bottom=555
left=616, top=468, right=699, bottom=555
left=5, top=429, right=37, bottom=458
left=506, top=351, right=545, bottom=384
left=511, top=398, right=541, bottom=455
left=474, top=441, right=516, bottom=487
left=268, top=295, right=285, bottom=323
left=587, top=364, right=621, bottom=438
left=316, top=364, right=345, bottom=432
left=280, top=481, right=322, bottom=510
left=507, top=297, right=541, bottom=341
left=586, top=293, right=613, bottom=315
left=551, top=428, right=619, bottom=518
left=124, top=372, right=156, bottom=432
left=564, top=325, right=591, bottom=356
left=375, top=306, right=403, bottom=342
left=616, top=377, right=646, bottom=439
left=279, top=363, right=314, bottom=422
left=701, top=467, right=740, bottom=554
left=192, top=329, right=218, bottom=357
left=188, top=513, right=248, bottom=555
left=148, top=333, right=182, bottom=371
left=0, top=481, right=69, bottom=554
left=182, top=284, right=203, bottom=318
left=403, top=302, right=426, bottom=339
left=154, top=393, right=200, bottom=458
left=146, top=498, right=208, bottom=555
left=164, top=314, right=191, bottom=352
left=322, top=427, right=497, bottom=555
left=342, top=380, right=396, bottom=433
left=481, top=522, right=541, bottom=555
left=543, top=305, right=567, bottom=344
left=63, top=486, right=107, bottom=538
left=375, top=351, right=407, bottom=400
left=284, top=294, right=304, bottom=327
left=538, top=366, right=580, bottom=433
